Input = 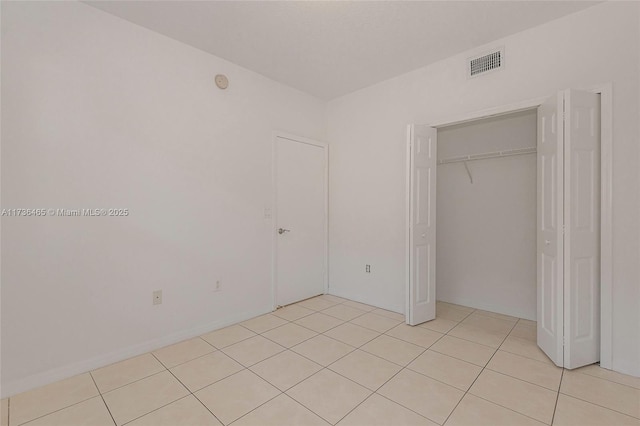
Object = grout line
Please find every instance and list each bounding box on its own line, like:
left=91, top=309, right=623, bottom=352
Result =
left=441, top=314, right=517, bottom=426
left=555, top=391, right=640, bottom=421
left=11, top=395, right=98, bottom=426
left=89, top=372, right=117, bottom=426
left=550, top=369, right=565, bottom=425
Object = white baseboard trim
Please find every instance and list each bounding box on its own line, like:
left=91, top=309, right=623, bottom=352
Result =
left=1, top=306, right=271, bottom=398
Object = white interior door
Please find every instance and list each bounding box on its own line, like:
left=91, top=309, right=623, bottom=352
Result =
left=537, top=89, right=601, bottom=369
left=537, top=92, right=565, bottom=366
left=275, top=135, right=326, bottom=307
left=563, top=89, right=601, bottom=369
left=406, top=125, right=437, bottom=325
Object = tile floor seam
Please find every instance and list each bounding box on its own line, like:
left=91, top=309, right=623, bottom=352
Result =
left=205, top=334, right=257, bottom=351
left=327, top=344, right=435, bottom=424
left=257, top=325, right=320, bottom=349
left=549, top=368, right=565, bottom=425
left=155, top=352, right=229, bottom=426
left=441, top=315, right=519, bottom=426
left=322, top=325, right=383, bottom=349
left=556, top=389, right=640, bottom=420
left=573, top=369, right=640, bottom=391
left=484, top=363, right=562, bottom=392
left=88, top=371, right=117, bottom=426
left=480, top=369, right=563, bottom=395
left=465, top=393, right=553, bottom=425
left=98, top=369, right=168, bottom=396
left=248, top=350, right=322, bottom=392
left=381, top=326, right=445, bottom=349
left=12, top=394, right=98, bottom=426
left=318, top=307, right=370, bottom=323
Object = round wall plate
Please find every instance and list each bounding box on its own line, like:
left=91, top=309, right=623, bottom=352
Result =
left=215, top=74, right=229, bottom=89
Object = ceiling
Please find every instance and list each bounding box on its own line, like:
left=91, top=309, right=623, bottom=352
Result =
left=85, top=1, right=599, bottom=100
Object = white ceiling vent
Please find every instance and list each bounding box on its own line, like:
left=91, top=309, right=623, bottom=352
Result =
left=468, top=47, right=504, bottom=78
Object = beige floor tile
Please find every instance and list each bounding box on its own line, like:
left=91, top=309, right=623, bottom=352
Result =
left=500, top=335, right=555, bottom=365
left=329, top=350, right=402, bottom=391
left=342, top=300, right=376, bottom=312
left=232, top=394, right=329, bottom=426
left=437, top=301, right=475, bottom=314
left=418, top=317, right=458, bottom=334
left=473, top=310, right=518, bottom=322
left=286, top=369, right=371, bottom=425
left=324, top=323, right=380, bottom=347
left=1, top=398, right=8, bottom=426
left=91, top=353, right=165, bottom=393
left=152, top=338, right=215, bottom=369
left=436, top=304, right=472, bottom=322
left=272, top=305, right=315, bottom=321
left=128, top=395, right=221, bottom=426
left=318, top=294, right=347, bottom=304
left=262, top=323, right=317, bottom=348
left=322, top=305, right=367, bottom=321
left=102, top=371, right=188, bottom=426
left=469, top=370, right=557, bottom=424
left=350, top=313, right=401, bottom=333
left=508, top=321, right=537, bottom=342
left=446, top=394, right=545, bottom=426
left=487, top=350, right=562, bottom=390
left=360, top=335, right=424, bottom=366
left=201, top=325, right=256, bottom=349
left=240, top=314, right=288, bottom=334
left=250, top=351, right=322, bottom=391
left=296, top=297, right=337, bottom=311
left=195, top=370, right=279, bottom=425
left=371, top=308, right=405, bottom=321
left=170, top=351, right=244, bottom=392
left=378, top=369, right=464, bottom=424
left=337, top=393, right=437, bottom=426
left=461, top=312, right=517, bottom=335
left=385, top=324, right=443, bottom=348
left=553, top=394, right=640, bottom=426
left=448, top=324, right=507, bottom=348
left=294, top=312, right=344, bottom=333
left=560, top=370, right=640, bottom=419
left=23, top=396, right=114, bottom=426
left=9, top=373, right=99, bottom=426
left=407, top=350, right=482, bottom=391
left=222, top=335, right=284, bottom=367
left=291, top=335, right=355, bottom=366
left=430, top=335, right=496, bottom=367
left=574, top=364, right=640, bottom=390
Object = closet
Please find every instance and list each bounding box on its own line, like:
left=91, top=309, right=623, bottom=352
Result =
left=436, top=110, right=537, bottom=320
left=405, top=88, right=603, bottom=369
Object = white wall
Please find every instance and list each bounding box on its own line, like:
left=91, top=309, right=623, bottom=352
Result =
left=437, top=111, right=537, bottom=320
left=327, top=2, right=640, bottom=376
left=1, top=1, right=326, bottom=396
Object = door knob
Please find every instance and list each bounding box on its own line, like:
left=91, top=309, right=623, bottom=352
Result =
left=545, top=239, right=551, bottom=246
left=421, top=233, right=427, bottom=239
left=278, top=228, right=290, bottom=235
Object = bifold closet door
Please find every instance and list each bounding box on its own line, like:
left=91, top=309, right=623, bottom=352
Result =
left=536, top=89, right=601, bottom=369
left=406, top=125, right=437, bottom=325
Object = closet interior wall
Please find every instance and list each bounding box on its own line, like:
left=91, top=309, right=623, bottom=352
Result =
left=436, top=109, right=537, bottom=320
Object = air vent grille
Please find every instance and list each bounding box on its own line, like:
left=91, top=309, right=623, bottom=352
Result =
left=469, top=48, right=503, bottom=77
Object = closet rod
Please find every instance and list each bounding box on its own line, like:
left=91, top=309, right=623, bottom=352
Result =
left=438, top=146, right=536, bottom=165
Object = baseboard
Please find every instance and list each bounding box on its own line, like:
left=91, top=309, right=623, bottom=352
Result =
left=1, top=306, right=271, bottom=398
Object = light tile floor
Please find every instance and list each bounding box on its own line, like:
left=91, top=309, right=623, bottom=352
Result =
left=3, top=297, right=640, bottom=426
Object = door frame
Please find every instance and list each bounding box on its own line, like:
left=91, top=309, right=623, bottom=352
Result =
left=271, top=131, right=329, bottom=310
left=405, top=83, right=613, bottom=369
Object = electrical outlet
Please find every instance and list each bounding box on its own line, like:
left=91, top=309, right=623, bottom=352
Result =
left=365, top=264, right=371, bottom=273
left=153, top=290, right=162, bottom=305
left=214, top=280, right=221, bottom=292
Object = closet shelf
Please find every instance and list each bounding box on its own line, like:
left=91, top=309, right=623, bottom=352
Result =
left=438, top=146, right=537, bottom=165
